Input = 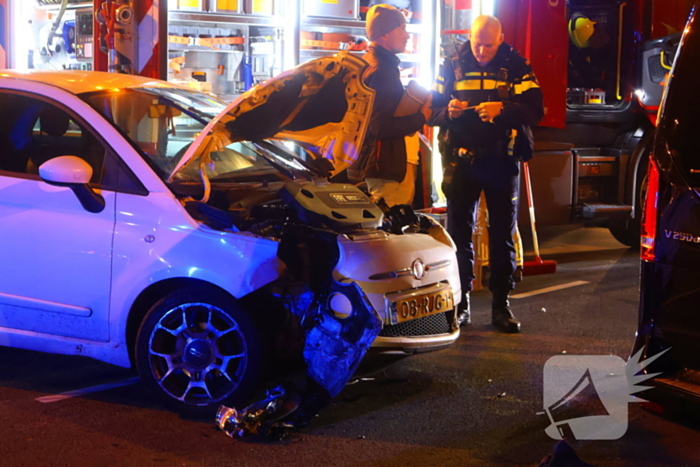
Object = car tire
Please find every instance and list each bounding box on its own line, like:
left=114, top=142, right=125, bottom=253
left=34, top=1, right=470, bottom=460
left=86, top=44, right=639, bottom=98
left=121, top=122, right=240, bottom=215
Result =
left=135, top=285, right=261, bottom=417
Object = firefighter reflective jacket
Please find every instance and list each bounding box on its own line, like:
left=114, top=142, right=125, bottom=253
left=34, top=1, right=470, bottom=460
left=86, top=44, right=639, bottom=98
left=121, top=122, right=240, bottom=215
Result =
left=429, top=41, right=544, bottom=161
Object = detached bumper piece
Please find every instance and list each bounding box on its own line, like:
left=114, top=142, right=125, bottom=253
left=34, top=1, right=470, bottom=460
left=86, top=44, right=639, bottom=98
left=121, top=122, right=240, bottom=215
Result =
left=216, top=386, right=291, bottom=439
left=303, top=280, right=382, bottom=396
left=216, top=280, right=382, bottom=439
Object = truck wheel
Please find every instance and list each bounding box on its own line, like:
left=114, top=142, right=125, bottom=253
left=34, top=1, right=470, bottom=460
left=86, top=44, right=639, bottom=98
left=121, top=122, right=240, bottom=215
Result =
left=135, top=285, right=261, bottom=417
left=608, top=218, right=640, bottom=247
left=608, top=135, right=651, bottom=248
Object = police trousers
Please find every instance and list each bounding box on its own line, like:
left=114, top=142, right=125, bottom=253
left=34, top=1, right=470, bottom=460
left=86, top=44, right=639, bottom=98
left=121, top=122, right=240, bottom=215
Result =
left=447, top=150, right=519, bottom=296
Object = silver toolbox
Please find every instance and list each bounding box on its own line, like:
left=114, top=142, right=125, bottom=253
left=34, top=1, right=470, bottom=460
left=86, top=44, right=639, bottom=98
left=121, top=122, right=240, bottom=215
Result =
left=181, top=50, right=245, bottom=96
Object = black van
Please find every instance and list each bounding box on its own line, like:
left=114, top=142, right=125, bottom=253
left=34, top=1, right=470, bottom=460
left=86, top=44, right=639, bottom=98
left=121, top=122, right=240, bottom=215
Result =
left=633, top=2, right=700, bottom=410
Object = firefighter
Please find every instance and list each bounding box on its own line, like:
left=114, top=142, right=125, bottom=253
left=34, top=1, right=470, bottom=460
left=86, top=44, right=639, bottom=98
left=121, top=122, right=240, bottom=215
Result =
left=429, top=15, right=544, bottom=333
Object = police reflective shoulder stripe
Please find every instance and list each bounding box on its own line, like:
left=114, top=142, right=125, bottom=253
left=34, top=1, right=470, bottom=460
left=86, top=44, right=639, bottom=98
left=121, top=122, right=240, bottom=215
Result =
left=454, top=79, right=501, bottom=91
left=514, top=80, right=540, bottom=94
left=435, top=75, right=445, bottom=83
left=481, top=79, right=500, bottom=89
left=456, top=74, right=493, bottom=81
left=464, top=71, right=492, bottom=78
left=454, top=80, right=482, bottom=91
left=464, top=72, right=499, bottom=80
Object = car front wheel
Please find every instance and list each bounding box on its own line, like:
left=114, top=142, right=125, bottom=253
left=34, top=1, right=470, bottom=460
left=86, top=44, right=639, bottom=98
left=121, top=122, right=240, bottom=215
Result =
left=135, top=285, right=261, bottom=416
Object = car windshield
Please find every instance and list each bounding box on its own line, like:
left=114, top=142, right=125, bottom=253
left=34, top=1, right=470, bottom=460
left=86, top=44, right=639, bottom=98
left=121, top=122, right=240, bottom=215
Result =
left=81, top=87, right=223, bottom=177
left=81, top=86, right=316, bottom=185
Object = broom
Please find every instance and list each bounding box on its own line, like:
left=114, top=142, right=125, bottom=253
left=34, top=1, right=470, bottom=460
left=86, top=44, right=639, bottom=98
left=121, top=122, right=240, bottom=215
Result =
left=522, top=161, right=557, bottom=275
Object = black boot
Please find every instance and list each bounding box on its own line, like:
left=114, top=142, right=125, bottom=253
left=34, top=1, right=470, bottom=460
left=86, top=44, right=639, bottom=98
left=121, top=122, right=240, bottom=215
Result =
left=491, top=292, right=521, bottom=333
left=457, top=293, right=471, bottom=327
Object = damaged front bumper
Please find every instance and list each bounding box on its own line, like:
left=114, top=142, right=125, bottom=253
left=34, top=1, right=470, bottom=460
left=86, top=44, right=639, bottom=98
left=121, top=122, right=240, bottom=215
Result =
left=214, top=185, right=461, bottom=438
left=217, top=279, right=382, bottom=437
left=334, top=231, right=462, bottom=353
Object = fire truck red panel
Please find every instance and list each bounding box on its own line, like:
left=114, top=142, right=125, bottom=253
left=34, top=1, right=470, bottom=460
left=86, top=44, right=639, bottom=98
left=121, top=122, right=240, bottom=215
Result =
left=497, top=0, right=567, bottom=129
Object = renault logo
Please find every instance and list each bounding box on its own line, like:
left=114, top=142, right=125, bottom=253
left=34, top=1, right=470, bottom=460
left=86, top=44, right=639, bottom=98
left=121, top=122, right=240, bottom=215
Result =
left=411, top=259, right=426, bottom=280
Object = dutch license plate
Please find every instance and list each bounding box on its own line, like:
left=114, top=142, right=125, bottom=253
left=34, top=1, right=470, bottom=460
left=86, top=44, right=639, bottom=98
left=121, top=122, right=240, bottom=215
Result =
left=392, top=289, right=453, bottom=323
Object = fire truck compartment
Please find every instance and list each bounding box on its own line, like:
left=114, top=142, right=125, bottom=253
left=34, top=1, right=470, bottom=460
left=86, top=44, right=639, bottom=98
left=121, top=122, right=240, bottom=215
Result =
left=519, top=142, right=574, bottom=227
left=573, top=148, right=632, bottom=220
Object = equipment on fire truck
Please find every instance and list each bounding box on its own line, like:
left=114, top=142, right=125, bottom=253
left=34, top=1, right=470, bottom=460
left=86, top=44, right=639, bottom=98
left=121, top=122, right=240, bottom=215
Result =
left=522, top=161, right=557, bottom=276
left=569, top=13, right=597, bottom=48
left=567, top=11, right=612, bottom=98
left=168, top=23, right=278, bottom=98
left=35, top=0, right=89, bottom=5
left=440, top=0, right=471, bottom=34
left=178, top=49, right=245, bottom=97
left=96, top=0, right=137, bottom=73
left=303, top=0, right=359, bottom=19
left=172, top=0, right=274, bottom=14
left=10, top=0, right=93, bottom=70
left=567, top=88, right=606, bottom=105
left=74, top=7, right=94, bottom=62
left=37, top=0, right=69, bottom=65
left=568, top=13, right=610, bottom=49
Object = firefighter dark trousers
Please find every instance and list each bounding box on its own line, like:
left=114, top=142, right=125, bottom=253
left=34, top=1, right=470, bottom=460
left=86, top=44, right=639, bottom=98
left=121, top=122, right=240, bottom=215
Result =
left=446, top=150, right=519, bottom=296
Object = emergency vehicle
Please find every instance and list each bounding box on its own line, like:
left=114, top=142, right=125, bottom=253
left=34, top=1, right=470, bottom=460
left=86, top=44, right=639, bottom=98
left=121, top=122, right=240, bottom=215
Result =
left=491, top=0, right=694, bottom=246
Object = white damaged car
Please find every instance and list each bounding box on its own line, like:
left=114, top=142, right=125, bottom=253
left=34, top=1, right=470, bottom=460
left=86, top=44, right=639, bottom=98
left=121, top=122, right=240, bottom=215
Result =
left=0, top=53, right=461, bottom=415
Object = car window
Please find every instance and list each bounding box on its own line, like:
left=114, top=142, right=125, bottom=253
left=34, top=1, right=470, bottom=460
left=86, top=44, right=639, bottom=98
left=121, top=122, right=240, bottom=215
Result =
left=99, top=149, right=148, bottom=195
left=0, top=92, right=142, bottom=192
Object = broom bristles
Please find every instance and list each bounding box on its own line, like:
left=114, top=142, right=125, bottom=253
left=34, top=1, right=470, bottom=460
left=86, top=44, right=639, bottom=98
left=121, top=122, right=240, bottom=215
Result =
left=523, top=256, right=557, bottom=275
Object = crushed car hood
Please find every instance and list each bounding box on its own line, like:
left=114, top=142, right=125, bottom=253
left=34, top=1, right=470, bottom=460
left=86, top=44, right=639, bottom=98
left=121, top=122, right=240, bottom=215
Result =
left=169, top=52, right=374, bottom=181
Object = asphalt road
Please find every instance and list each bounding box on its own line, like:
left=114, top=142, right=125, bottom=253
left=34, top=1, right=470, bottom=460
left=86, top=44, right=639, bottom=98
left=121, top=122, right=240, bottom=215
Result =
left=1, top=228, right=699, bottom=466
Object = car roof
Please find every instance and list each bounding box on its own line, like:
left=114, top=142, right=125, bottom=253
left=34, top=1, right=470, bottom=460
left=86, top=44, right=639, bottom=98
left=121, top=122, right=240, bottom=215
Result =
left=0, top=69, right=182, bottom=95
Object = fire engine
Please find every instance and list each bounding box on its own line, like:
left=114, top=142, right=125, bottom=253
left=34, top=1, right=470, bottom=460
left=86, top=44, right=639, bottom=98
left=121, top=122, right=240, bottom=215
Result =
left=0, top=0, right=172, bottom=79
left=491, top=0, right=693, bottom=246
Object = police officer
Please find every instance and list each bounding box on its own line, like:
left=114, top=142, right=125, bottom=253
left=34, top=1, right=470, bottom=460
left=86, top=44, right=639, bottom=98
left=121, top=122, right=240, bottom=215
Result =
left=429, top=15, right=544, bottom=333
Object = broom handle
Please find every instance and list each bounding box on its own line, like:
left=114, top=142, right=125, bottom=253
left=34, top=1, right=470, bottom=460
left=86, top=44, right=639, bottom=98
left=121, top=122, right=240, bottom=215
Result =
left=523, top=161, right=541, bottom=258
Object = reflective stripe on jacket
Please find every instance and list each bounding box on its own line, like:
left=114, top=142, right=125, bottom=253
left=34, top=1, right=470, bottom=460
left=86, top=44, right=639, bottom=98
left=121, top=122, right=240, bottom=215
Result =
left=428, top=41, right=544, bottom=155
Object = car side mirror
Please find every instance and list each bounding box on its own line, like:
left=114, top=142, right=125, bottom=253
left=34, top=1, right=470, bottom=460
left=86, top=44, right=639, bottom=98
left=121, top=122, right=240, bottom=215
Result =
left=39, top=156, right=105, bottom=213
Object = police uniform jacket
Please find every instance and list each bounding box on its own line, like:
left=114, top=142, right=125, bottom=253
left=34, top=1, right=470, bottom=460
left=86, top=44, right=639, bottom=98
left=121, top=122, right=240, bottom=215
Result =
left=360, top=44, right=427, bottom=182
left=430, top=41, right=544, bottom=158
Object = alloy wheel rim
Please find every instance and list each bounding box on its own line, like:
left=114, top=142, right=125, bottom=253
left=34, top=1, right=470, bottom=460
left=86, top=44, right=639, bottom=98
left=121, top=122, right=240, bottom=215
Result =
left=147, top=302, right=248, bottom=406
